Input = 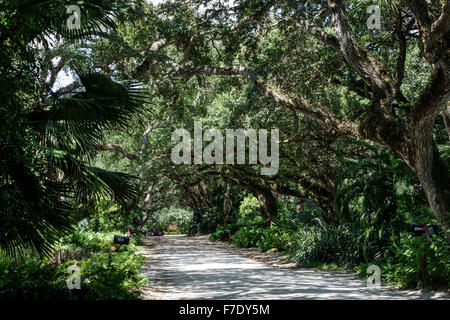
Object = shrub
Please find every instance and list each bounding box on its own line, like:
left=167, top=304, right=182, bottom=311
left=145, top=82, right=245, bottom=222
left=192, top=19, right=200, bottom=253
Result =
left=0, top=228, right=148, bottom=300
left=237, top=194, right=262, bottom=226
left=288, top=224, right=361, bottom=267
left=230, top=227, right=266, bottom=248
left=258, top=226, right=293, bottom=252
left=187, top=208, right=222, bottom=235
left=155, top=207, right=193, bottom=233
left=210, top=229, right=230, bottom=242
left=380, top=234, right=450, bottom=289
left=89, top=201, right=143, bottom=234
left=65, top=250, right=147, bottom=299
left=0, top=257, right=70, bottom=299
left=209, top=223, right=237, bottom=242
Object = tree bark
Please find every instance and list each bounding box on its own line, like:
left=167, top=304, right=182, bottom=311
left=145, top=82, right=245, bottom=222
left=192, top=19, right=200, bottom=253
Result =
left=410, top=140, right=450, bottom=233
left=418, top=254, right=428, bottom=289
left=253, top=188, right=278, bottom=226
left=223, top=183, right=232, bottom=225
left=442, top=106, right=450, bottom=142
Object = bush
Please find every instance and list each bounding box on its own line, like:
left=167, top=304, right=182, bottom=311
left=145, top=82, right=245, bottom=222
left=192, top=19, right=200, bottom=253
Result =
left=211, top=196, right=319, bottom=253
left=230, top=227, right=266, bottom=248
left=188, top=205, right=231, bottom=235
left=288, top=224, right=361, bottom=267
left=155, top=207, right=193, bottom=233
left=0, top=227, right=148, bottom=300
left=89, top=201, right=143, bottom=234
left=210, top=223, right=240, bottom=242
left=257, top=226, right=292, bottom=252
left=209, top=229, right=230, bottom=242
left=212, top=195, right=268, bottom=247
left=66, top=250, right=147, bottom=299
left=237, top=194, right=263, bottom=225
left=0, top=257, right=70, bottom=299
left=380, top=234, right=450, bottom=289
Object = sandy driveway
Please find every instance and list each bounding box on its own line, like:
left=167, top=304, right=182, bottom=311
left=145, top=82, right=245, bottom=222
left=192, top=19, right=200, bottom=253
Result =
left=137, top=235, right=448, bottom=300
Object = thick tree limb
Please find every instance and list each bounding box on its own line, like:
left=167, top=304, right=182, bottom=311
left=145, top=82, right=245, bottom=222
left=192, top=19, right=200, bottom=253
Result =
left=400, top=0, right=432, bottom=38
left=442, top=104, right=450, bottom=142
left=132, top=38, right=170, bottom=78
left=228, top=0, right=277, bottom=33
left=138, top=111, right=174, bottom=156
left=177, top=65, right=359, bottom=137
left=401, top=0, right=450, bottom=67
left=55, top=81, right=82, bottom=95
left=395, top=10, right=407, bottom=94
left=429, top=0, right=450, bottom=43
left=327, top=0, right=394, bottom=93
left=286, top=0, right=340, bottom=51
left=96, top=112, right=174, bottom=159
left=411, top=67, right=450, bottom=133
left=47, top=57, right=68, bottom=90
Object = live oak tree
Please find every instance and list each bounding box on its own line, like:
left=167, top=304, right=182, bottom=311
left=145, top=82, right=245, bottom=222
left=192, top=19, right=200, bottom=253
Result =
left=132, top=0, right=449, bottom=232
left=75, top=3, right=351, bottom=225
left=53, top=1, right=449, bottom=231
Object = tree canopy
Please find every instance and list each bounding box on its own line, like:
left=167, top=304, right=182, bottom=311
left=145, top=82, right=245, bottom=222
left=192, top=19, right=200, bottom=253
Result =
left=0, top=0, right=449, bottom=293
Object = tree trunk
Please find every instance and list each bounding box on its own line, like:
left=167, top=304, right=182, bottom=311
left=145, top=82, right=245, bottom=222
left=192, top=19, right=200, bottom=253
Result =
left=407, top=133, right=450, bottom=234
left=442, top=106, right=450, bottom=142
left=418, top=254, right=428, bottom=289
left=223, top=183, right=232, bottom=225
left=254, top=189, right=278, bottom=226
left=413, top=155, right=450, bottom=233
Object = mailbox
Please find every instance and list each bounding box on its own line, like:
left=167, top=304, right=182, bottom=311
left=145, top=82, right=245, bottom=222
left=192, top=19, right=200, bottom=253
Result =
left=411, top=224, right=439, bottom=237
left=113, top=235, right=130, bottom=245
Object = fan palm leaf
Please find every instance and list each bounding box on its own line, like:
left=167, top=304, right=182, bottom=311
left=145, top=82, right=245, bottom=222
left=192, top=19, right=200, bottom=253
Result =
left=28, top=72, right=148, bottom=154
left=37, top=145, right=139, bottom=204
left=2, top=0, right=142, bottom=45
left=0, top=2, right=147, bottom=259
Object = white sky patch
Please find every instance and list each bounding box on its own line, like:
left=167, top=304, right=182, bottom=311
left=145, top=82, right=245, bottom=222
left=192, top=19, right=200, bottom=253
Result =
left=53, top=70, right=75, bottom=92
left=147, top=0, right=166, bottom=5
left=52, top=57, right=75, bottom=92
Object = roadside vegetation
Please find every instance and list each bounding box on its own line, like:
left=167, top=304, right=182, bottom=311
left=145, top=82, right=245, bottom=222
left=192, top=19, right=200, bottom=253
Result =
left=1, top=0, right=449, bottom=299
left=0, top=222, right=148, bottom=299
left=210, top=192, right=450, bottom=290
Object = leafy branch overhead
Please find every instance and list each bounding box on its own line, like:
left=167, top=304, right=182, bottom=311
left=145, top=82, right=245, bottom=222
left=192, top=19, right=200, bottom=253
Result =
left=112, top=0, right=450, bottom=232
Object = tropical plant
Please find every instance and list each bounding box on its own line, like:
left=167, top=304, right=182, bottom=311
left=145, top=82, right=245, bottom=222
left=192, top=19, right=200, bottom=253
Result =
left=0, top=0, right=146, bottom=258
left=0, top=227, right=148, bottom=299
left=288, top=224, right=361, bottom=267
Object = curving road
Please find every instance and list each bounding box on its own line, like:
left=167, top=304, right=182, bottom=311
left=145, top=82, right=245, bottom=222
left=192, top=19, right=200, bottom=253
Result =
left=137, top=235, right=448, bottom=300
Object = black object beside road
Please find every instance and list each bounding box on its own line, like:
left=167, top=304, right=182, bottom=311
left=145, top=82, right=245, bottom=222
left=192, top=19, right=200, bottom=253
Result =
left=113, top=235, right=130, bottom=244
left=149, top=228, right=164, bottom=236
left=411, top=224, right=439, bottom=237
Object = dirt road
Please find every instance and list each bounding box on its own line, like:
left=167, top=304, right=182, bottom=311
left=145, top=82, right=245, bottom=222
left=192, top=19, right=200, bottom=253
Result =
left=137, top=235, right=448, bottom=300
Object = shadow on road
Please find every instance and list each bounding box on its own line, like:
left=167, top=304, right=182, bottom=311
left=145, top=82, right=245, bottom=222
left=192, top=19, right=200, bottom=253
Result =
left=138, top=235, right=448, bottom=300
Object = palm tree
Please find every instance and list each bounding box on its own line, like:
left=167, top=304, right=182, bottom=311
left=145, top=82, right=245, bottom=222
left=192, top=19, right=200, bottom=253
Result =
left=0, top=0, right=146, bottom=258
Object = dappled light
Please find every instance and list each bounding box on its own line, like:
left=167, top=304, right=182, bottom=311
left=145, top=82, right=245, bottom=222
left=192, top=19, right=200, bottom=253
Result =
left=138, top=236, right=447, bottom=300
left=1, top=0, right=449, bottom=302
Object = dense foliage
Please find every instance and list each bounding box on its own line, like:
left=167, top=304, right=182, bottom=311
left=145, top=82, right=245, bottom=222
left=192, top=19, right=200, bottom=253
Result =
left=151, top=207, right=193, bottom=234
left=211, top=193, right=450, bottom=289
left=0, top=224, right=147, bottom=299
left=1, top=0, right=450, bottom=297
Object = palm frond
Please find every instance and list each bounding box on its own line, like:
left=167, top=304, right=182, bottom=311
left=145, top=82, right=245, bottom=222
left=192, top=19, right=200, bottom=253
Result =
left=5, top=0, right=143, bottom=45
left=28, top=72, right=148, bottom=154
left=37, top=146, right=139, bottom=204
left=0, top=164, right=74, bottom=259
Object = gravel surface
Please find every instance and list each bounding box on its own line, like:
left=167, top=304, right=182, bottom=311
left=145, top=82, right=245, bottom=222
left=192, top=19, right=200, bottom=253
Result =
left=137, top=235, right=449, bottom=300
